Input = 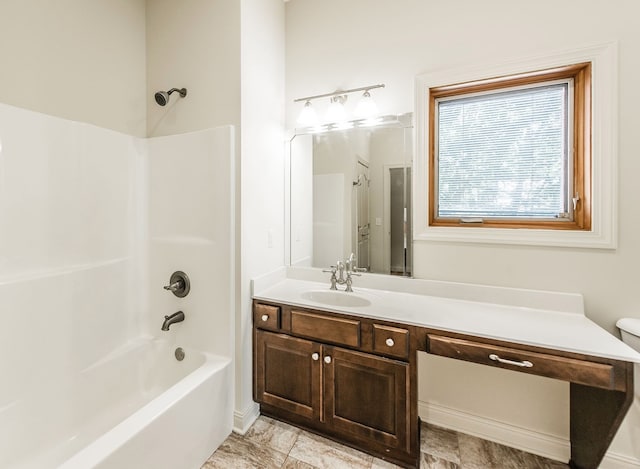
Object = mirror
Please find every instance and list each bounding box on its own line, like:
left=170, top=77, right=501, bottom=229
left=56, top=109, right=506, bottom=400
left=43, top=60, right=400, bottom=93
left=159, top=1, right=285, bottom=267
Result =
left=287, top=114, right=413, bottom=276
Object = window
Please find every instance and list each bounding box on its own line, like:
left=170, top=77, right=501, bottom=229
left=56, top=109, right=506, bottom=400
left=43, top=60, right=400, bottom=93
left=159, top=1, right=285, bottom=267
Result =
left=429, top=63, right=591, bottom=231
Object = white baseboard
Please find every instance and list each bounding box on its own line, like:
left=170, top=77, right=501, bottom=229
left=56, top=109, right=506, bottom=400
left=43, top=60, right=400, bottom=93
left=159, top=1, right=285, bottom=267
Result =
left=599, top=452, right=640, bottom=469
left=233, top=402, right=260, bottom=435
left=418, top=400, right=569, bottom=461
left=418, top=400, right=640, bottom=468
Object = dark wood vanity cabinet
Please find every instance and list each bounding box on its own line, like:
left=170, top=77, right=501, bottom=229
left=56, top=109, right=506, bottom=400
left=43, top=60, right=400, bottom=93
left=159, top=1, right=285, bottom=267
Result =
left=253, top=299, right=635, bottom=469
left=324, top=345, right=410, bottom=451
left=425, top=330, right=635, bottom=469
left=255, top=331, right=321, bottom=421
left=253, top=301, right=419, bottom=468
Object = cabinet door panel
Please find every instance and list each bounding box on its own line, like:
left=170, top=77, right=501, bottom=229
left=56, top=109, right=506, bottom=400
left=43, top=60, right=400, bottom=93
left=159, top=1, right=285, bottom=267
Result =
left=324, top=346, right=409, bottom=450
left=256, top=330, right=320, bottom=420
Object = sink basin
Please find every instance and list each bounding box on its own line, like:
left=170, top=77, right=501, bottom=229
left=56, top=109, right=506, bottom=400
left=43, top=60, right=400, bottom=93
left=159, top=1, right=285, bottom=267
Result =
left=301, top=290, right=371, bottom=307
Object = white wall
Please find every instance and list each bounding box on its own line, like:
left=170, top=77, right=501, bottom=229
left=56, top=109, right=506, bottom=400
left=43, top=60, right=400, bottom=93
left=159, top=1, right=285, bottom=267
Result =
left=312, top=131, right=366, bottom=264
left=0, top=1, right=242, bottom=461
left=146, top=0, right=241, bottom=138
left=286, top=0, right=640, bottom=464
left=313, top=173, right=345, bottom=267
left=0, top=0, right=147, bottom=137
left=0, top=4, right=148, bottom=462
left=146, top=128, right=234, bottom=358
left=0, top=103, right=144, bottom=467
left=236, top=0, right=286, bottom=431
left=290, top=134, right=314, bottom=266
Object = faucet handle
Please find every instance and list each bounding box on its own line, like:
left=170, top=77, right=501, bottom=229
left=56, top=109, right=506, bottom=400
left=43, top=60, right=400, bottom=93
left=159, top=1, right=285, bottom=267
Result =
left=163, top=280, right=183, bottom=292
left=163, top=271, right=190, bottom=298
left=323, top=266, right=339, bottom=290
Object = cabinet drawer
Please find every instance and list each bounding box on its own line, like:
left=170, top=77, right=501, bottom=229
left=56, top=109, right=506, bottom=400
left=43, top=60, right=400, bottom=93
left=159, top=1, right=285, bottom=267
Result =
left=427, top=335, right=616, bottom=390
left=291, top=310, right=360, bottom=348
left=373, top=324, right=409, bottom=359
left=254, top=303, right=280, bottom=331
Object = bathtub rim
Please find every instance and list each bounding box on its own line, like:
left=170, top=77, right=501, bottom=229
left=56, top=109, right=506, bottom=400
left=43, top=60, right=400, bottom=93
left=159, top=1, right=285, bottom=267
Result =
left=57, top=352, right=231, bottom=469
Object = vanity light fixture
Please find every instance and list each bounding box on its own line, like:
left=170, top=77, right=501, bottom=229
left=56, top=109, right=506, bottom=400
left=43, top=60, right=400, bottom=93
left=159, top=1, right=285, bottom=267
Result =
left=294, top=83, right=385, bottom=126
left=296, top=100, right=318, bottom=126
left=326, top=95, right=348, bottom=123
left=354, top=90, right=379, bottom=119
left=299, top=114, right=401, bottom=134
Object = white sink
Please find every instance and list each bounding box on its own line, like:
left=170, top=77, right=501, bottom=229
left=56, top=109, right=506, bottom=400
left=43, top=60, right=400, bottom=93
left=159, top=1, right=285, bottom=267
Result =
left=301, top=290, right=372, bottom=307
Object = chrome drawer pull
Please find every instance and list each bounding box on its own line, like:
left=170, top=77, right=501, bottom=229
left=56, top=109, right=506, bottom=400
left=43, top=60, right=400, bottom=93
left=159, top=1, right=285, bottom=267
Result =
left=261, top=314, right=269, bottom=321
left=311, top=353, right=319, bottom=361
left=489, top=353, right=533, bottom=368
left=385, top=338, right=395, bottom=347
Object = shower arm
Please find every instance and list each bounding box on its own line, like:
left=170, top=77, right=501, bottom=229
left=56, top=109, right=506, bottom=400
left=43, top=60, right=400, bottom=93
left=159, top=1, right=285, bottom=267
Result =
left=167, top=88, right=187, bottom=98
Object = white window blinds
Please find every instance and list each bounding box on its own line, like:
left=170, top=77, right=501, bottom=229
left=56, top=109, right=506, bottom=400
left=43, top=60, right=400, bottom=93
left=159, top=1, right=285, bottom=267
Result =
left=436, top=83, right=570, bottom=219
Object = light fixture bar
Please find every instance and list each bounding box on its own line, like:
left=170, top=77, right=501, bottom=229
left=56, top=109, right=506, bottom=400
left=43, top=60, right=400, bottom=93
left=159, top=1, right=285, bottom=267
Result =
left=293, top=84, right=385, bottom=103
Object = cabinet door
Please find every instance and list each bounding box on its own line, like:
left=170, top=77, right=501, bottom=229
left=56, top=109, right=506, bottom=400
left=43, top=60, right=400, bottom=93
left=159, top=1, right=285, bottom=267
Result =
left=323, top=346, right=409, bottom=450
left=255, top=330, right=321, bottom=420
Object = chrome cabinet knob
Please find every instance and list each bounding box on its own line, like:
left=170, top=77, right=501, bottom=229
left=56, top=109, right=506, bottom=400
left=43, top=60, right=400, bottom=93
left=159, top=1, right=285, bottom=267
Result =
left=261, top=314, right=269, bottom=322
left=324, top=356, right=332, bottom=364
left=385, top=338, right=395, bottom=347
left=311, top=353, right=319, bottom=361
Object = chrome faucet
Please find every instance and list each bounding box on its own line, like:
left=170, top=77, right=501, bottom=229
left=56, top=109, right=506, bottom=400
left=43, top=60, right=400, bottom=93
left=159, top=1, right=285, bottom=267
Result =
left=336, top=260, right=346, bottom=284
left=161, top=311, right=185, bottom=331
left=324, top=258, right=361, bottom=292
left=343, top=269, right=361, bottom=292
left=322, top=265, right=338, bottom=290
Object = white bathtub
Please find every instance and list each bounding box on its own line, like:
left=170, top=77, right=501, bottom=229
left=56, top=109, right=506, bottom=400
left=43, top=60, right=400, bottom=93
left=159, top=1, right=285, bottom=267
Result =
left=1, top=337, right=233, bottom=469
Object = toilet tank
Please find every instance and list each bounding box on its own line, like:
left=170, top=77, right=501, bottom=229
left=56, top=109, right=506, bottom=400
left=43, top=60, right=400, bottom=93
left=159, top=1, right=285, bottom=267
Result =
left=617, top=318, right=640, bottom=352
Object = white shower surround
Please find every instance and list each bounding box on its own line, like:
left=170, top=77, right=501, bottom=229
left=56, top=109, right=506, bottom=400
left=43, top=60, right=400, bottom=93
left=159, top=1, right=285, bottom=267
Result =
left=0, top=103, right=234, bottom=468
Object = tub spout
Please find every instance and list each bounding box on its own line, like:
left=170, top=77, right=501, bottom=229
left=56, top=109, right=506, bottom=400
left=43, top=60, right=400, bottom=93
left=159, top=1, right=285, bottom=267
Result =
left=161, top=311, right=185, bottom=331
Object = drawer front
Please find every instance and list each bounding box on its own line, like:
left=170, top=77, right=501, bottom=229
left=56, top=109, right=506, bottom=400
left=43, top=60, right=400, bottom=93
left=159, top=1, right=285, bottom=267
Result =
left=291, top=310, right=360, bottom=348
left=373, top=324, right=409, bottom=360
left=427, top=335, right=615, bottom=390
left=254, top=303, right=280, bottom=331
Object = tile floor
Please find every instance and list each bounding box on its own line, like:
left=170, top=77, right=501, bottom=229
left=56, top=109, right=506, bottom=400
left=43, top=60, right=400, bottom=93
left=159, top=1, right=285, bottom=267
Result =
left=202, top=416, right=569, bottom=469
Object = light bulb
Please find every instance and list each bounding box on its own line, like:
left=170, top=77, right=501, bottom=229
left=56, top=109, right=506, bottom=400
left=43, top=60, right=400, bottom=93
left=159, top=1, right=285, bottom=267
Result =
left=297, top=101, right=318, bottom=127
left=326, top=95, right=347, bottom=123
left=354, top=90, right=379, bottom=119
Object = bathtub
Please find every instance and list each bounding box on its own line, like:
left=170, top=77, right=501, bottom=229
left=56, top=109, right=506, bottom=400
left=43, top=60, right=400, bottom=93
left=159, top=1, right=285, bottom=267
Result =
left=1, top=337, right=233, bottom=469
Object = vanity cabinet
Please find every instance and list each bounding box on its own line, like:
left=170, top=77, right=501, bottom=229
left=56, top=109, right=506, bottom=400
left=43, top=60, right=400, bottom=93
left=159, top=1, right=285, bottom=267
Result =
left=253, top=301, right=419, bottom=468
left=324, top=345, right=409, bottom=451
left=253, top=297, right=635, bottom=469
left=424, top=329, right=635, bottom=469
left=255, top=331, right=321, bottom=421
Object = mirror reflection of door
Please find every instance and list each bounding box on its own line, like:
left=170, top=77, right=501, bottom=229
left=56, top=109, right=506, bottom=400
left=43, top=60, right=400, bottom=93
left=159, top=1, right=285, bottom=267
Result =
left=389, top=167, right=412, bottom=276
left=354, top=160, right=370, bottom=271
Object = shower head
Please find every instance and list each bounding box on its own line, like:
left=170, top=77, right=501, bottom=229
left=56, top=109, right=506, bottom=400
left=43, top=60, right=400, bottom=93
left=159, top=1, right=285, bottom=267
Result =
left=154, top=87, right=187, bottom=106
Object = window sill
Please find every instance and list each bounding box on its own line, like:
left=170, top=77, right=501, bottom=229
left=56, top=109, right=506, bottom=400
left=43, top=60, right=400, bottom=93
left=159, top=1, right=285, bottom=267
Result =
left=414, top=224, right=615, bottom=249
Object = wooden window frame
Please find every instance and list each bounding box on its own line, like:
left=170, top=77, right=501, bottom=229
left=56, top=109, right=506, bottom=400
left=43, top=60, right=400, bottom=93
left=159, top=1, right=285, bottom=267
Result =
left=428, top=63, right=592, bottom=231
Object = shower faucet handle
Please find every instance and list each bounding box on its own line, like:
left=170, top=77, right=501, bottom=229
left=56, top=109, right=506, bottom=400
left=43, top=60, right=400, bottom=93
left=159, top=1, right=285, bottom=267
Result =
left=163, top=280, right=184, bottom=292
left=163, top=271, right=191, bottom=298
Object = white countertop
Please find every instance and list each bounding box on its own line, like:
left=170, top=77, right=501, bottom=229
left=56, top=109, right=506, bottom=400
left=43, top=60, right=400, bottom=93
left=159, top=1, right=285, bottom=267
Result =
left=252, top=268, right=640, bottom=364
